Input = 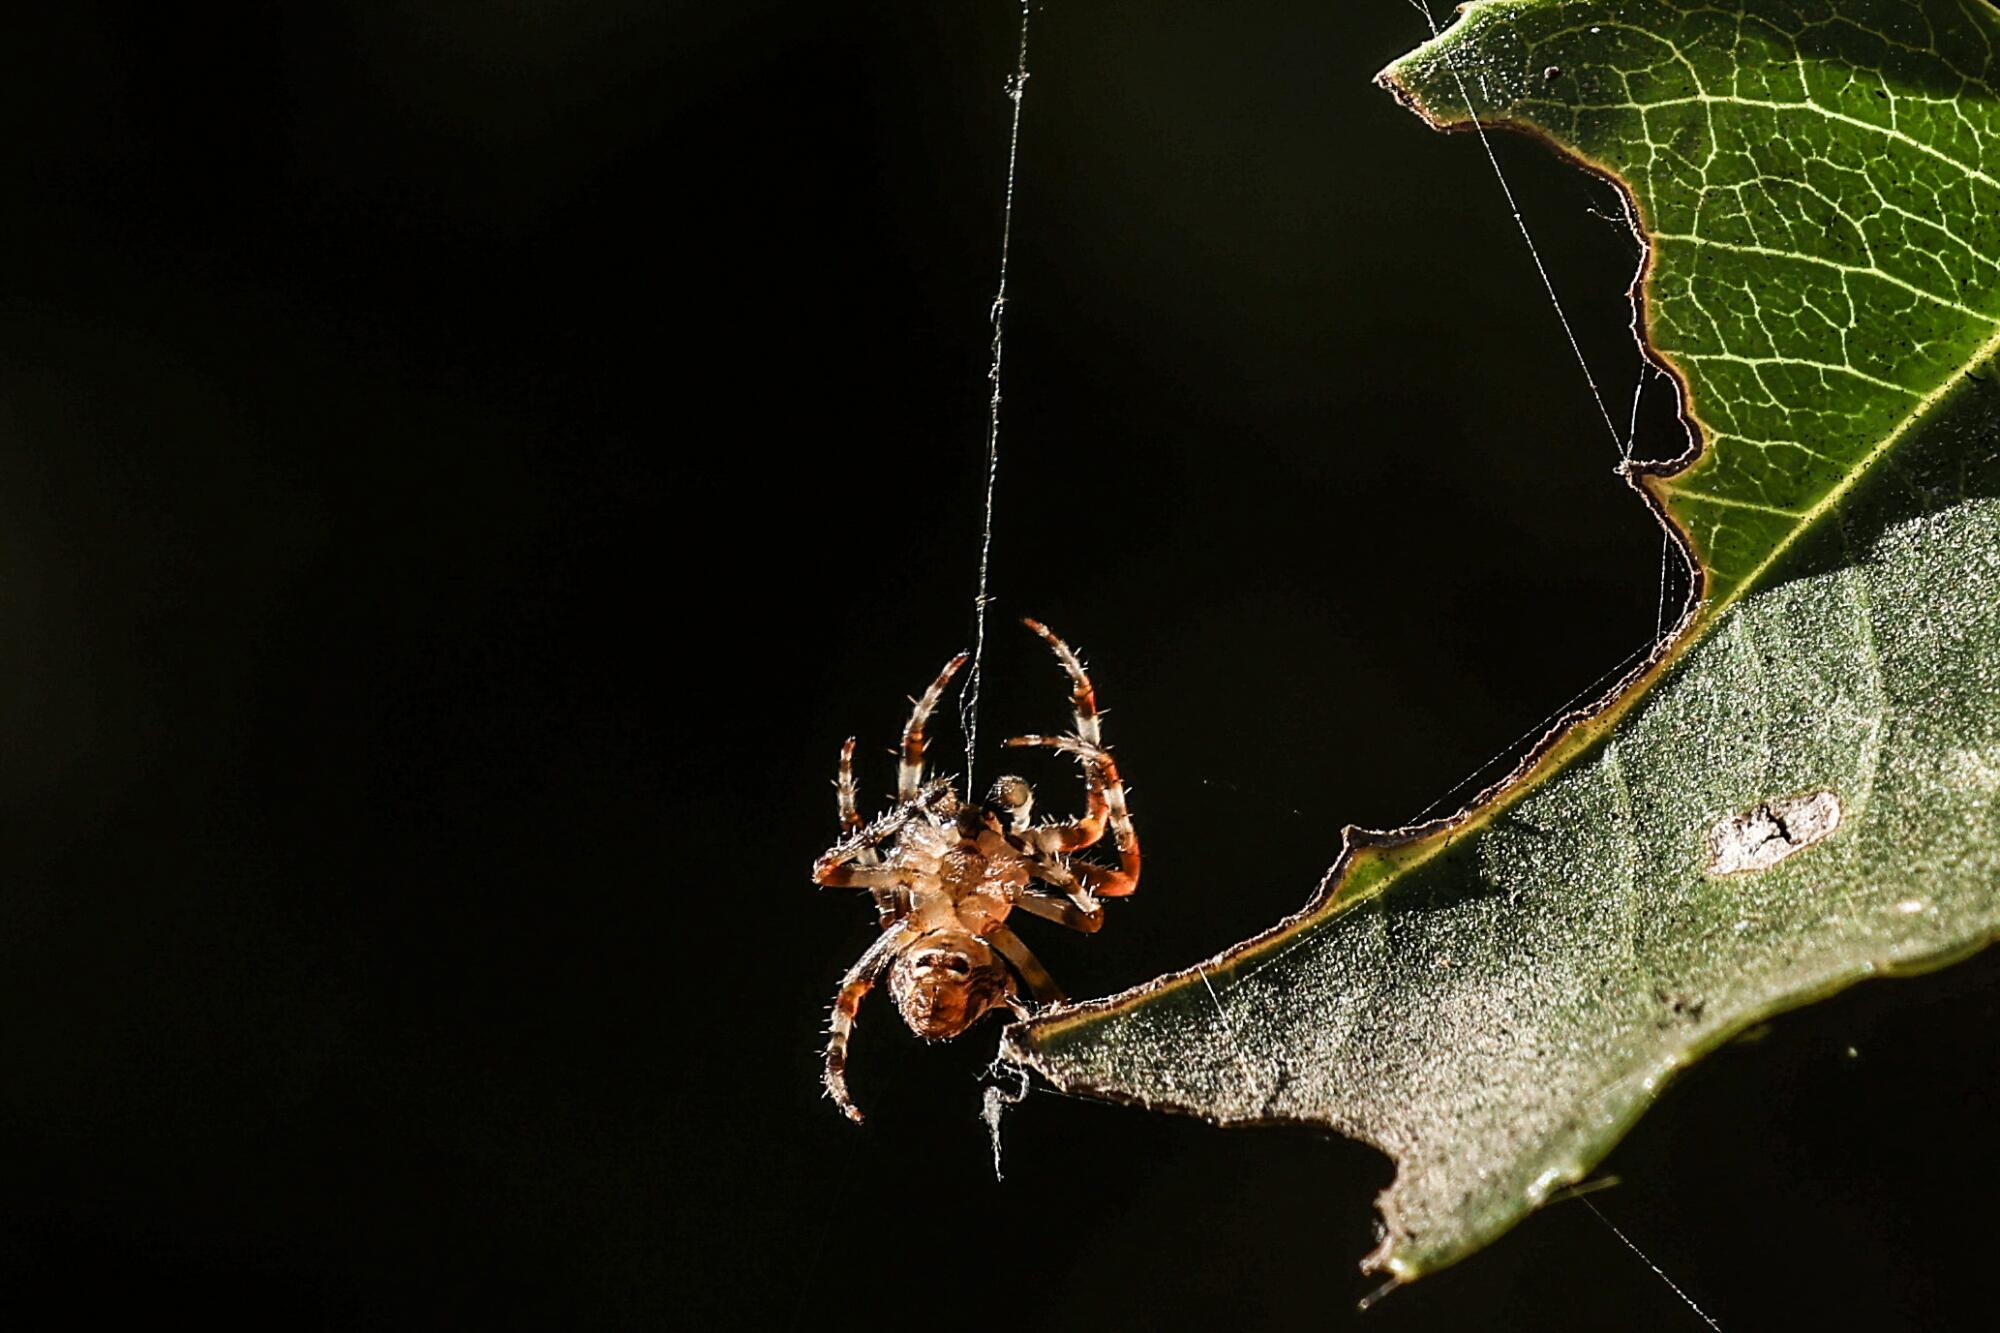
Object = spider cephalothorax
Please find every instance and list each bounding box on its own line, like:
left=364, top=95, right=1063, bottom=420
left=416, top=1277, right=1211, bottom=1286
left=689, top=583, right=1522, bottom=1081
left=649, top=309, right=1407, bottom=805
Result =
left=813, top=619, right=1140, bottom=1121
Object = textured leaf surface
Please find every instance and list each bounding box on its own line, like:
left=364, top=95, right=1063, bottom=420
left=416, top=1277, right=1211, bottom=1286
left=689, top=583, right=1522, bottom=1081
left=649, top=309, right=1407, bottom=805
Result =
left=1002, top=0, right=2000, bottom=1281
left=1392, top=0, right=2000, bottom=608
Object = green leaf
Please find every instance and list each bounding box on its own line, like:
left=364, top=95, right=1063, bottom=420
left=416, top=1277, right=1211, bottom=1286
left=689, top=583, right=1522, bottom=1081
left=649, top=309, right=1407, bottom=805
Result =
left=1388, top=0, right=2000, bottom=611
left=1001, top=0, right=2000, bottom=1283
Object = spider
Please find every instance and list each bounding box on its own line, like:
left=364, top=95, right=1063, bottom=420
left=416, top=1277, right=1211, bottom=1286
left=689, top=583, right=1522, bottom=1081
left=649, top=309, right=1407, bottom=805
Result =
left=813, top=618, right=1140, bottom=1122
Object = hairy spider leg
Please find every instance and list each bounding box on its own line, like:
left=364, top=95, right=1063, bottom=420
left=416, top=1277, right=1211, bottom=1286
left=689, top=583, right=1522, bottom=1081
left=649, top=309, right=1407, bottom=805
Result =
left=835, top=737, right=866, bottom=835
left=824, top=921, right=916, bottom=1122
left=835, top=737, right=904, bottom=924
left=899, top=651, right=969, bottom=800
left=1021, top=618, right=1102, bottom=746
left=814, top=800, right=911, bottom=870
left=813, top=859, right=927, bottom=895
left=1014, top=621, right=1141, bottom=894
left=985, top=923, right=1063, bottom=1005
left=1007, top=849, right=1104, bottom=934
left=1005, top=732, right=1141, bottom=896
left=811, top=796, right=929, bottom=890
left=1019, top=621, right=1107, bottom=854
left=1011, top=888, right=1103, bottom=934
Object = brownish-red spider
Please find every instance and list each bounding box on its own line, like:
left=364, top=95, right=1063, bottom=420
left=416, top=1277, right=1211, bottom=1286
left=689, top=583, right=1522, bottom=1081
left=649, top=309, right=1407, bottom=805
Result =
left=813, top=618, right=1140, bottom=1122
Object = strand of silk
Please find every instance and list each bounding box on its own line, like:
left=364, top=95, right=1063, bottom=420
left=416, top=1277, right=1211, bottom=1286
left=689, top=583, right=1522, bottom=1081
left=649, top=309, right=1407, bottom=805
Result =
left=1396, top=8, right=1720, bottom=1320
left=959, top=1, right=1035, bottom=789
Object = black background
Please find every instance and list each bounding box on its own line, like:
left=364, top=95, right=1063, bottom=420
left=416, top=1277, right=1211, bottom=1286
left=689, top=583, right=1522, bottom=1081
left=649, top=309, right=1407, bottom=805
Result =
left=5, top=2, right=1998, bottom=1329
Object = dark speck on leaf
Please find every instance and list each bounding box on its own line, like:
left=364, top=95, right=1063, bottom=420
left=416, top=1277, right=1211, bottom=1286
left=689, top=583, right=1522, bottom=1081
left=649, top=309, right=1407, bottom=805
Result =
left=1543, top=65, right=1562, bottom=81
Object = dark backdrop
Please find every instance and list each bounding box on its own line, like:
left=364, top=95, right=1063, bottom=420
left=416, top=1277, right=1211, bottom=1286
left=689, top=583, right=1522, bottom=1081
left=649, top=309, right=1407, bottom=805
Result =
left=4, top=2, right=1996, bottom=1329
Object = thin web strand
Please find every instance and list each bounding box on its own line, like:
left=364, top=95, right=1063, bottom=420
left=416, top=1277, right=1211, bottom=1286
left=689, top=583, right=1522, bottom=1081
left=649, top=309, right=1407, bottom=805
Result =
left=1657, top=530, right=1674, bottom=635
left=1395, top=3, right=1682, bottom=828
left=1407, top=634, right=1655, bottom=825
left=1388, top=19, right=1715, bottom=1314
left=1197, top=966, right=1269, bottom=1108
left=1404, top=0, right=1626, bottom=456
left=1582, top=1197, right=1726, bottom=1331
left=1629, top=364, right=1683, bottom=645
left=1622, top=367, right=1647, bottom=464
left=960, top=2, right=1034, bottom=787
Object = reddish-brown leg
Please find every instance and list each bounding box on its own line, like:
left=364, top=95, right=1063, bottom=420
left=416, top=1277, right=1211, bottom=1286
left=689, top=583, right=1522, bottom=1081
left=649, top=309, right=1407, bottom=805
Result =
left=1074, top=861, right=1132, bottom=897
left=900, top=651, right=969, bottom=800
left=1022, top=618, right=1103, bottom=746
left=1012, top=889, right=1103, bottom=934
left=1011, top=765, right=1107, bottom=855
left=1005, top=733, right=1141, bottom=896
left=812, top=799, right=919, bottom=886
left=836, top=737, right=865, bottom=835
left=814, top=860, right=926, bottom=894
left=825, top=923, right=915, bottom=1123
left=1009, top=844, right=1104, bottom=933
left=1017, top=620, right=1110, bottom=853
left=835, top=737, right=903, bottom=925
left=1013, top=621, right=1141, bottom=890
left=985, top=923, right=1064, bottom=1003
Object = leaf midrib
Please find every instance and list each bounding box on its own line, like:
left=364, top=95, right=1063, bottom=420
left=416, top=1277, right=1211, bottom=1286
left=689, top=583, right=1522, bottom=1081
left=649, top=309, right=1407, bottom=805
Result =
left=1659, top=319, right=2000, bottom=622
